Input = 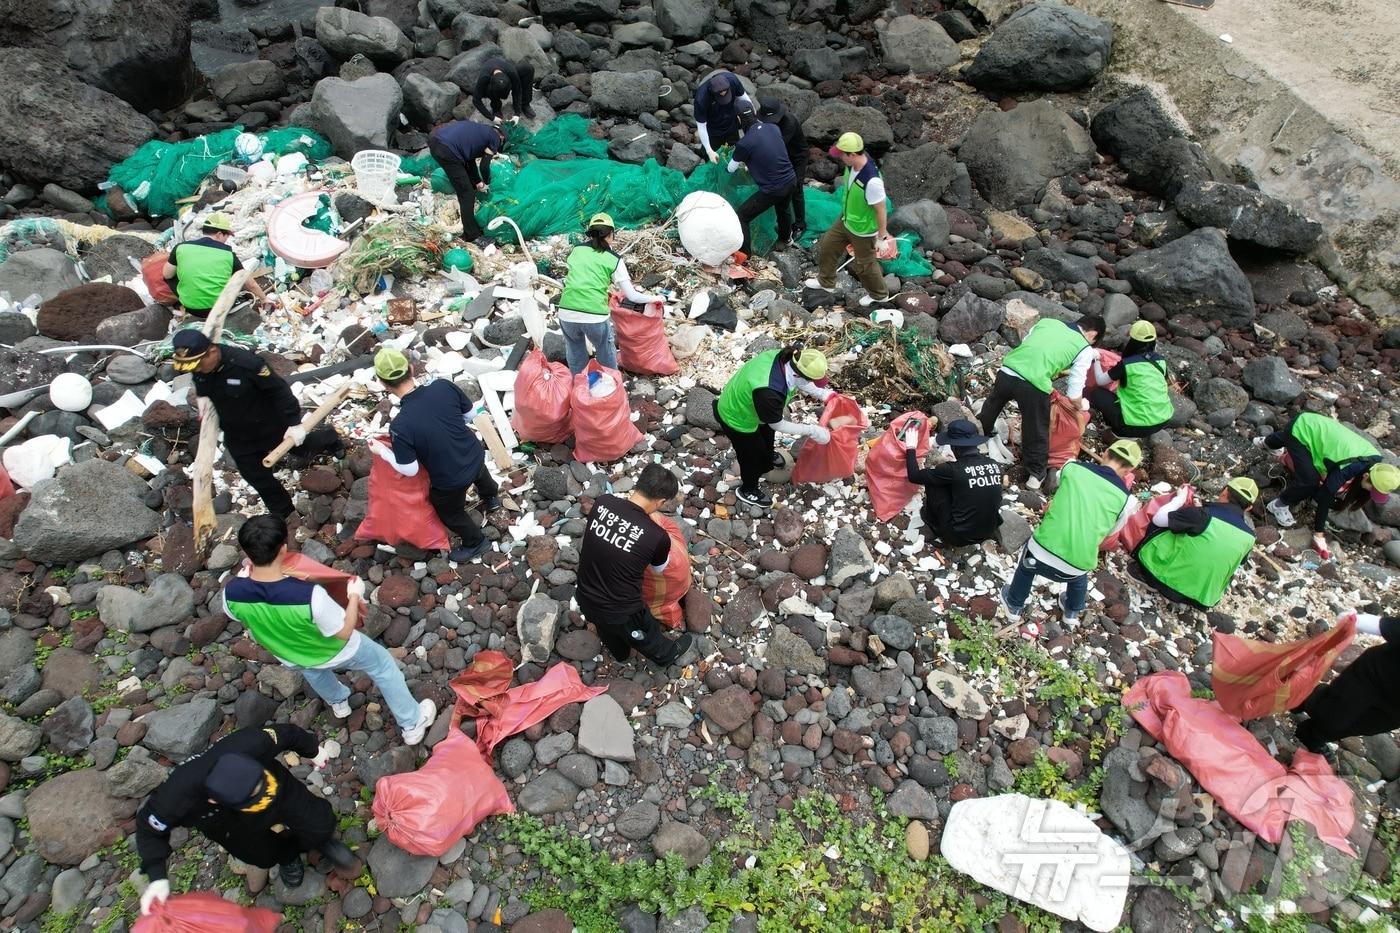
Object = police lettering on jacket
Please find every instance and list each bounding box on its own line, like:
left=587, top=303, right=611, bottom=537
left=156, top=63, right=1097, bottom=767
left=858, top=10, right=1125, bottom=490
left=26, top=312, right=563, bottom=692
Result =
left=964, top=462, right=1004, bottom=488
left=590, top=503, right=645, bottom=551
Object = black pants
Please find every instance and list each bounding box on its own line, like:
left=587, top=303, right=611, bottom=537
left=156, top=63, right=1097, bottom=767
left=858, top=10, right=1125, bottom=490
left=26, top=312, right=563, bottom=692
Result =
left=428, top=137, right=483, bottom=240
left=580, top=601, right=680, bottom=664
left=979, top=372, right=1051, bottom=478
left=1266, top=420, right=1323, bottom=507
left=1088, top=387, right=1168, bottom=439
left=427, top=465, right=499, bottom=549
left=1296, top=641, right=1400, bottom=751
left=484, top=63, right=535, bottom=117
left=788, top=160, right=807, bottom=229
left=716, top=402, right=775, bottom=492
left=228, top=428, right=340, bottom=519
left=736, top=182, right=796, bottom=254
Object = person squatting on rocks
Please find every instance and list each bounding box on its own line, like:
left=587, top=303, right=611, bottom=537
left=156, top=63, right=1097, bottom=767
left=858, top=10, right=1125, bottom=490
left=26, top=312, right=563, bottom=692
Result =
left=173, top=330, right=343, bottom=519
left=136, top=724, right=353, bottom=913
left=715, top=346, right=833, bottom=510
left=1257, top=411, right=1400, bottom=559
left=1130, top=478, right=1257, bottom=611
left=904, top=418, right=1004, bottom=548
left=1293, top=610, right=1400, bottom=760
left=1087, top=320, right=1173, bottom=439
left=757, top=97, right=808, bottom=243
left=557, top=212, right=665, bottom=374
left=806, top=132, right=893, bottom=308
left=978, top=314, right=1104, bottom=490
left=728, top=101, right=798, bottom=257
left=692, top=71, right=753, bottom=163
left=222, top=514, right=437, bottom=744
left=575, top=464, right=694, bottom=667
left=1001, top=439, right=1141, bottom=639
left=369, top=347, right=502, bottom=564
left=472, top=56, right=535, bottom=122
left=427, top=119, right=507, bottom=243
left=162, top=212, right=270, bottom=318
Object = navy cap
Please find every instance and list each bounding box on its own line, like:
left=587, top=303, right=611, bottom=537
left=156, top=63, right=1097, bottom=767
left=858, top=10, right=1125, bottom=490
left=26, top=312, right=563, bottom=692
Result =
left=171, top=329, right=212, bottom=357
left=205, top=754, right=266, bottom=808
left=935, top=419, right=989, bottom=447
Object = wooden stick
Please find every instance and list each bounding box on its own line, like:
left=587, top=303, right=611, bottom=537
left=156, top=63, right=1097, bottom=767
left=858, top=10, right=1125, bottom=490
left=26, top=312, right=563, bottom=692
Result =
left=473, top=412, right=512, bottom=471
left=192, top=268, right=255, bottom=551
left=261, top=383, right=353, bottom=467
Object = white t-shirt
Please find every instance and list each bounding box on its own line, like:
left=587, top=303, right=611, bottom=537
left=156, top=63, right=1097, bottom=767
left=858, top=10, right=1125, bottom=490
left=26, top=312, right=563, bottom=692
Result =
left=222, top=584, right=360, bottom=669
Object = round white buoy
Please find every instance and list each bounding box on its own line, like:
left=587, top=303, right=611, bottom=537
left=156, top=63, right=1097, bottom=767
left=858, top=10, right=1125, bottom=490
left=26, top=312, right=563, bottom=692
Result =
left=234, top=132, right=265, bottom=163
left=676, top=191, right=743, bottom=267
left=49, top=372, right=93, bottom=412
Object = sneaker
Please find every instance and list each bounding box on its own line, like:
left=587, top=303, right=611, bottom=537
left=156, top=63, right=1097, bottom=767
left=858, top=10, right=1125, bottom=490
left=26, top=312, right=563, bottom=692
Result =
left=857, top=294, right=893, bottom=308
left=735, top=486, right=773, bottom=510
left=448, top=539, right=491, bottom=563
left=803, top=278, right=831, bottom=291
left=1059, top=593, right=1080, bottom=624
left=278, top=858, right=304, bottom=888
left=661, top=633, right=695, bottom=666
left=999, top=585, right=1022, bottom=620
left=770, top=450, right=786, bottom=469
left=1025, top=472, right=1044, bottom=491
left=318, top=839, right=357, bottom=871
left=790, top=223, right=807, bottom=243
left=402, top=698, right=437, bottom=746
left=522, top=106, right=537, bottom=119
left=481, top=496, right=503, bottom=512
left=329, top=700, right=352, bottom=719
left=1266, top=498, right=1297, bottom=528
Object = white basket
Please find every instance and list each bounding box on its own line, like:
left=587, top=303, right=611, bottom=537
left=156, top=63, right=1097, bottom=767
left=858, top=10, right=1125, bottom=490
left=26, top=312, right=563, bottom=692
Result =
left=351, top=150, right=402, bottom=204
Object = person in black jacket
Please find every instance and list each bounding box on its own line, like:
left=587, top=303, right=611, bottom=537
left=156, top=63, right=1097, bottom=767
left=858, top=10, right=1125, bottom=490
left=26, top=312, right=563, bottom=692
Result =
left=136, top=725, right=353, bottom=914
left=427, top=119, right=508, bottom=242
left=1294, top=610, right=1400, bottom=760
left=758, top=98, right=808, bottom=242
left=905, top=419, right=1004, bottom=546
left=727, top=103, right=798, bottom=256
left=472, top=57, right=535, bottom=121
left=172, top=330, right=342, bottom=519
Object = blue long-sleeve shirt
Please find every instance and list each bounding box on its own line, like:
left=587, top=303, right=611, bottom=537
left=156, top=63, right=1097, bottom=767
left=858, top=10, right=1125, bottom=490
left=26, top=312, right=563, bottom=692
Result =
left=729, top=121, right=797, bottom=194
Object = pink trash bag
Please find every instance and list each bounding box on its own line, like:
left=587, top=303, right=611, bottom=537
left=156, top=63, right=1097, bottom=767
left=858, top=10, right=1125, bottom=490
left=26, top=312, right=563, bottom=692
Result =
left=133, top=893, right=280, bottom=933
left=609, top=294, right=679, bottom=376
left=510, top=349, right=573, bottom=444
left=1100, top=486, right=1192, bottom=553
left=354, top=435, right=451, bottom=550
left=865, top=412, right=933, bottom=521
left=570, top=361, right=642, bottom=463
left=1046, top=390, right=1088, bottom=470
left=642, top=514, right=691, bottom=629
left=1212, top=615, right=1356, bottom=721
left=791, top=394, right=869, bottom=485
left=372, top=729, right=514, bottom=856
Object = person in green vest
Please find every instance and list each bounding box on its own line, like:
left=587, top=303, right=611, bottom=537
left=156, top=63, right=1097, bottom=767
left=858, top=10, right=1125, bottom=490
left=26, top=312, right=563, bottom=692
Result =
left=978, top=314, right=1104, bottom=489
left=1131, top=477, right=1257, bottom=610
left=162, top=213, right=269, bottom=317
left=715, top=346, right=833, bottom=509
left=557, top=212, right=666, bottom=374
left=1087, top=320, right=1174, bottom=438
left=1257, top=412, right=1400, bottom=559
left=804, top=132, right=894, bottom=309
left=221, top=514, right=437, bottom=746
left=1000, top=438, right=1140, bottom=639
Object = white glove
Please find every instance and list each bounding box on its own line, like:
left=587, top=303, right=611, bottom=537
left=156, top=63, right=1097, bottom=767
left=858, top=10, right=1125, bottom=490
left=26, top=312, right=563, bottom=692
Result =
left=1252, top=436, right=1267, bottom=447
left=346, top=576, right=366, bottom=599
left=815, top=386, right=835, bottom=402
left=808, top=426, right=832, bottom=445
left=284, top=425, right=307, bottom=447
left=140, top=879, right=170, bottom=915
left=312, top=741, right=337, bottom=770
left=1353, top=612, right=1383, bottom=636
left=368, top=439, right=395, bottom=462
left=1312, top=532, right=1331, bottom=560
left=1076, top=396, right=1090, bottom=412
left=705, top=148, right=718, bottom=163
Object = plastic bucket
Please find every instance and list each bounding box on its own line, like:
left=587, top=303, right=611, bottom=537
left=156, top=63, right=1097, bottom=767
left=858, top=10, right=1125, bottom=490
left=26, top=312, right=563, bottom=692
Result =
left=351, top=150, right=402, bottom=204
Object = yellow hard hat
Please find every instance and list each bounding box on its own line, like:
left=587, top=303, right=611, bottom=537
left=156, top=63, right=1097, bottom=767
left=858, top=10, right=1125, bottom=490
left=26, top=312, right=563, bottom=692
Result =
left=202, top=212, right=233, bottom=233
left=1369, top=462, right=1400, bottom=495
left=374, top=347, right=410, bottom=381
left=588, top=212, right=615, bottom=230
left=1107, top=438, right=1143, bottom=468
left=1225, top=476, right=1259, bottom=505
left=793, top=348, right=828, bottom=381
left=1129, top=320, right=1157, bottom=342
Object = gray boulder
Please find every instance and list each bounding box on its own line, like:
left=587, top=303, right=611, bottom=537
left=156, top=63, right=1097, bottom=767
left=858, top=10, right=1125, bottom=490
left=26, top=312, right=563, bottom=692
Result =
left=444, top=43, right=503, bottom=93
left=1022, top=247, right=1099, bottom=286
left=0, top=711, right=41, bottom=762
left=536, top=0, right=621, bottom=23
left=209, top=60, right=286, bottom=105
left=958, top=100, right=1094, bottom=209
left=141, top=697, right=222, bottom=759
left=24, top=769, right=121, bottom=865
left=964, top=2, right=1112, bottom=92
left=499, top=27, right=554, bottom=78
left=655, top=0, right=715, bottom=40
left=760, top=84, right=820, bottom=125
left=12, top=459, right=161, bottom=563
left=41, top=696, right=94, bottom=754
left=95, top=304, right=173, bottom=347
left=890, top=201, right=951, bottom=251
left=0, top=248, right=81, bottom=303
left=517, top=593, right=561, bottom=664
left=1174, top=180, right=1324, bottom=254
left=97, top=574, right=196, bottom=634
left=315, top=8, right=414, bottom=66
left=519, top=771, right=580, bottom=814
left=1090, top=87, right=1187, bottom=176
left=1241, top=356, right=1304, bottom=405
left=764, top=624, right=825, bottom=676
left=827, top=527, right=874, bottom=588
left=367, top=835, right=438, bottom=897
left=802, top=100, right=894, bottom=153
left=105, top=748, right=168, bottom=798
left=1128, top=138, right=1227, bottom=202
left=305, top=74, right=404, bottom=158
left=608, top=124, right=668, bottom=165
left=1193, top=377, right=1250, bottom=428
left=590, top=70, right=664, bottom=114
left=879, top=15, right=959, bottom=74
left=80, top=234, right=155, bottom=282
left=1116, top=227, right=1256, bottom=326
left=880, top=143, right=957, bottom=207
left=401, top=72, right=459, bottom=125
left=940, top=293, right=1005, bottom=344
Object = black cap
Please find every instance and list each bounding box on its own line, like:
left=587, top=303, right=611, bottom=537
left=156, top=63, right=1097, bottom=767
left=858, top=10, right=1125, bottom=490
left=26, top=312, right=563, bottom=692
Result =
left=205, top=754, right=266, bottom=808
left=758, top=97, right=785, bottom=121
left=935, top=419, right=989, bottom=447
left=488, top=72, right=511, bottom=98
left=736, top=99, right=756, bottom=127
left=709, top=75, right=732, bottom=99
left=171, top=329, right=212, bottom=357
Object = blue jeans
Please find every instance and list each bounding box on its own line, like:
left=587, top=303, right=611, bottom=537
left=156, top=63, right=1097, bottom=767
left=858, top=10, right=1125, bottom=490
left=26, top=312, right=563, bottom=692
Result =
left=560, top=318, right=617, bottom=374
left=1006, top=546, right=1088, bottom=615
left=295, top=637, right=420, bottom=730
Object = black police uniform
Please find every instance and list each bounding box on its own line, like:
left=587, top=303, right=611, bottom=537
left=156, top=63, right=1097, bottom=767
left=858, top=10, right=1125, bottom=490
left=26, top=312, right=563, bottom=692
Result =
left=1297, top=615, right=1400, bottom=752
left=905, top=449, right=1004, bottom=546
left=136, top=725, right=335, bottom=880
left=192, top=344, right=339, bottom=518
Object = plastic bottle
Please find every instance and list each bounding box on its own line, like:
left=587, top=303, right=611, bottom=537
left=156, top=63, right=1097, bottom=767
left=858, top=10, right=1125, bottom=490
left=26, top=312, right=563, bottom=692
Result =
left=588, top=372, right=616, bottom=397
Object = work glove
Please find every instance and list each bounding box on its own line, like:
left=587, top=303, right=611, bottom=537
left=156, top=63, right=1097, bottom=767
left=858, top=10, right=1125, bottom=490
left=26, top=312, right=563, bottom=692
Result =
left=1076, top=396, right=1090, bottom=412
left=346, top=576, right=366, bottom=600
left=1346, top=611, right=1383, bottom=637
left=808, top=425, right=832, bottom=445
left=1312, top=532, right=1331, bottom=560
left=139, top=879, right=170, bottom=916
left=705, top=149, right=719, bottom=163
left=312, top=741, right=337, bottom=770
left=1252, top=435, right=1268, bottom=447
left=284, top=425, right=307, bottom=447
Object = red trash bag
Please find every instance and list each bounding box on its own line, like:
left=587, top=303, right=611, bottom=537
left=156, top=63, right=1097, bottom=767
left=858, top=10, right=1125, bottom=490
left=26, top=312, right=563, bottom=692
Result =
left=1095, top=349, right=1122, bottom=391
left=1211, top=614, right=1356, bottom=721
left=472, top=662, right=606, bottom=757
left=143, top=252, right=178, bottom=306
left=609, top=294, right=679, bottom=376
left=134, top=892, right=280, bottom=933
left=1046, top=390, right=1088, bottom=470
left=643, top=514, right=691, bottom=629
left=791, top=394, right=869, bottom=485
left=1100, top=486, right=1190, bottom=553
left=570, top=361, right=642, bottom=463
left=240, top=551, right=360, bottom=613
left=354, top=436, right=450, bottom=550
left=0, top=464, right=13, bottom=501
left=865, top=412, right=933, bottom=521
left=510, top=349, right=573, bottom=444
left=372, top=729, right=514, bottom=856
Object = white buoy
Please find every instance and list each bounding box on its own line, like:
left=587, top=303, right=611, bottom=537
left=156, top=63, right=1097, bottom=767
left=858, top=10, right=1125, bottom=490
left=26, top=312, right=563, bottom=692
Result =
left=676, top=191, right=743, bottom=267
left=49, top=372, right=93, bottom=412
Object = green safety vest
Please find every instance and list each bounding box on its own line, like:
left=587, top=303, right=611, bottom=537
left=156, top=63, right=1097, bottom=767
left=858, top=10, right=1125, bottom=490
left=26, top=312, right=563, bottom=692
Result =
left=1135, top=505, right=1255, bottom=608
left=558, top=245, right=620, bottom=316
left=1119, top=355, right=1174, bottom=428
left=1032, top=461, right=1129, bottom=572
left=1289, top=412, right=1379, bottom=475
left=1002, top=319, right=1089, bottom=394
left=174, top=241, right=236, bottom=311
left=224, top=579, right=343, bottom=668
left=841, top=162, right=880, bottom=237
left=717, top=349, right=792, bottom=434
